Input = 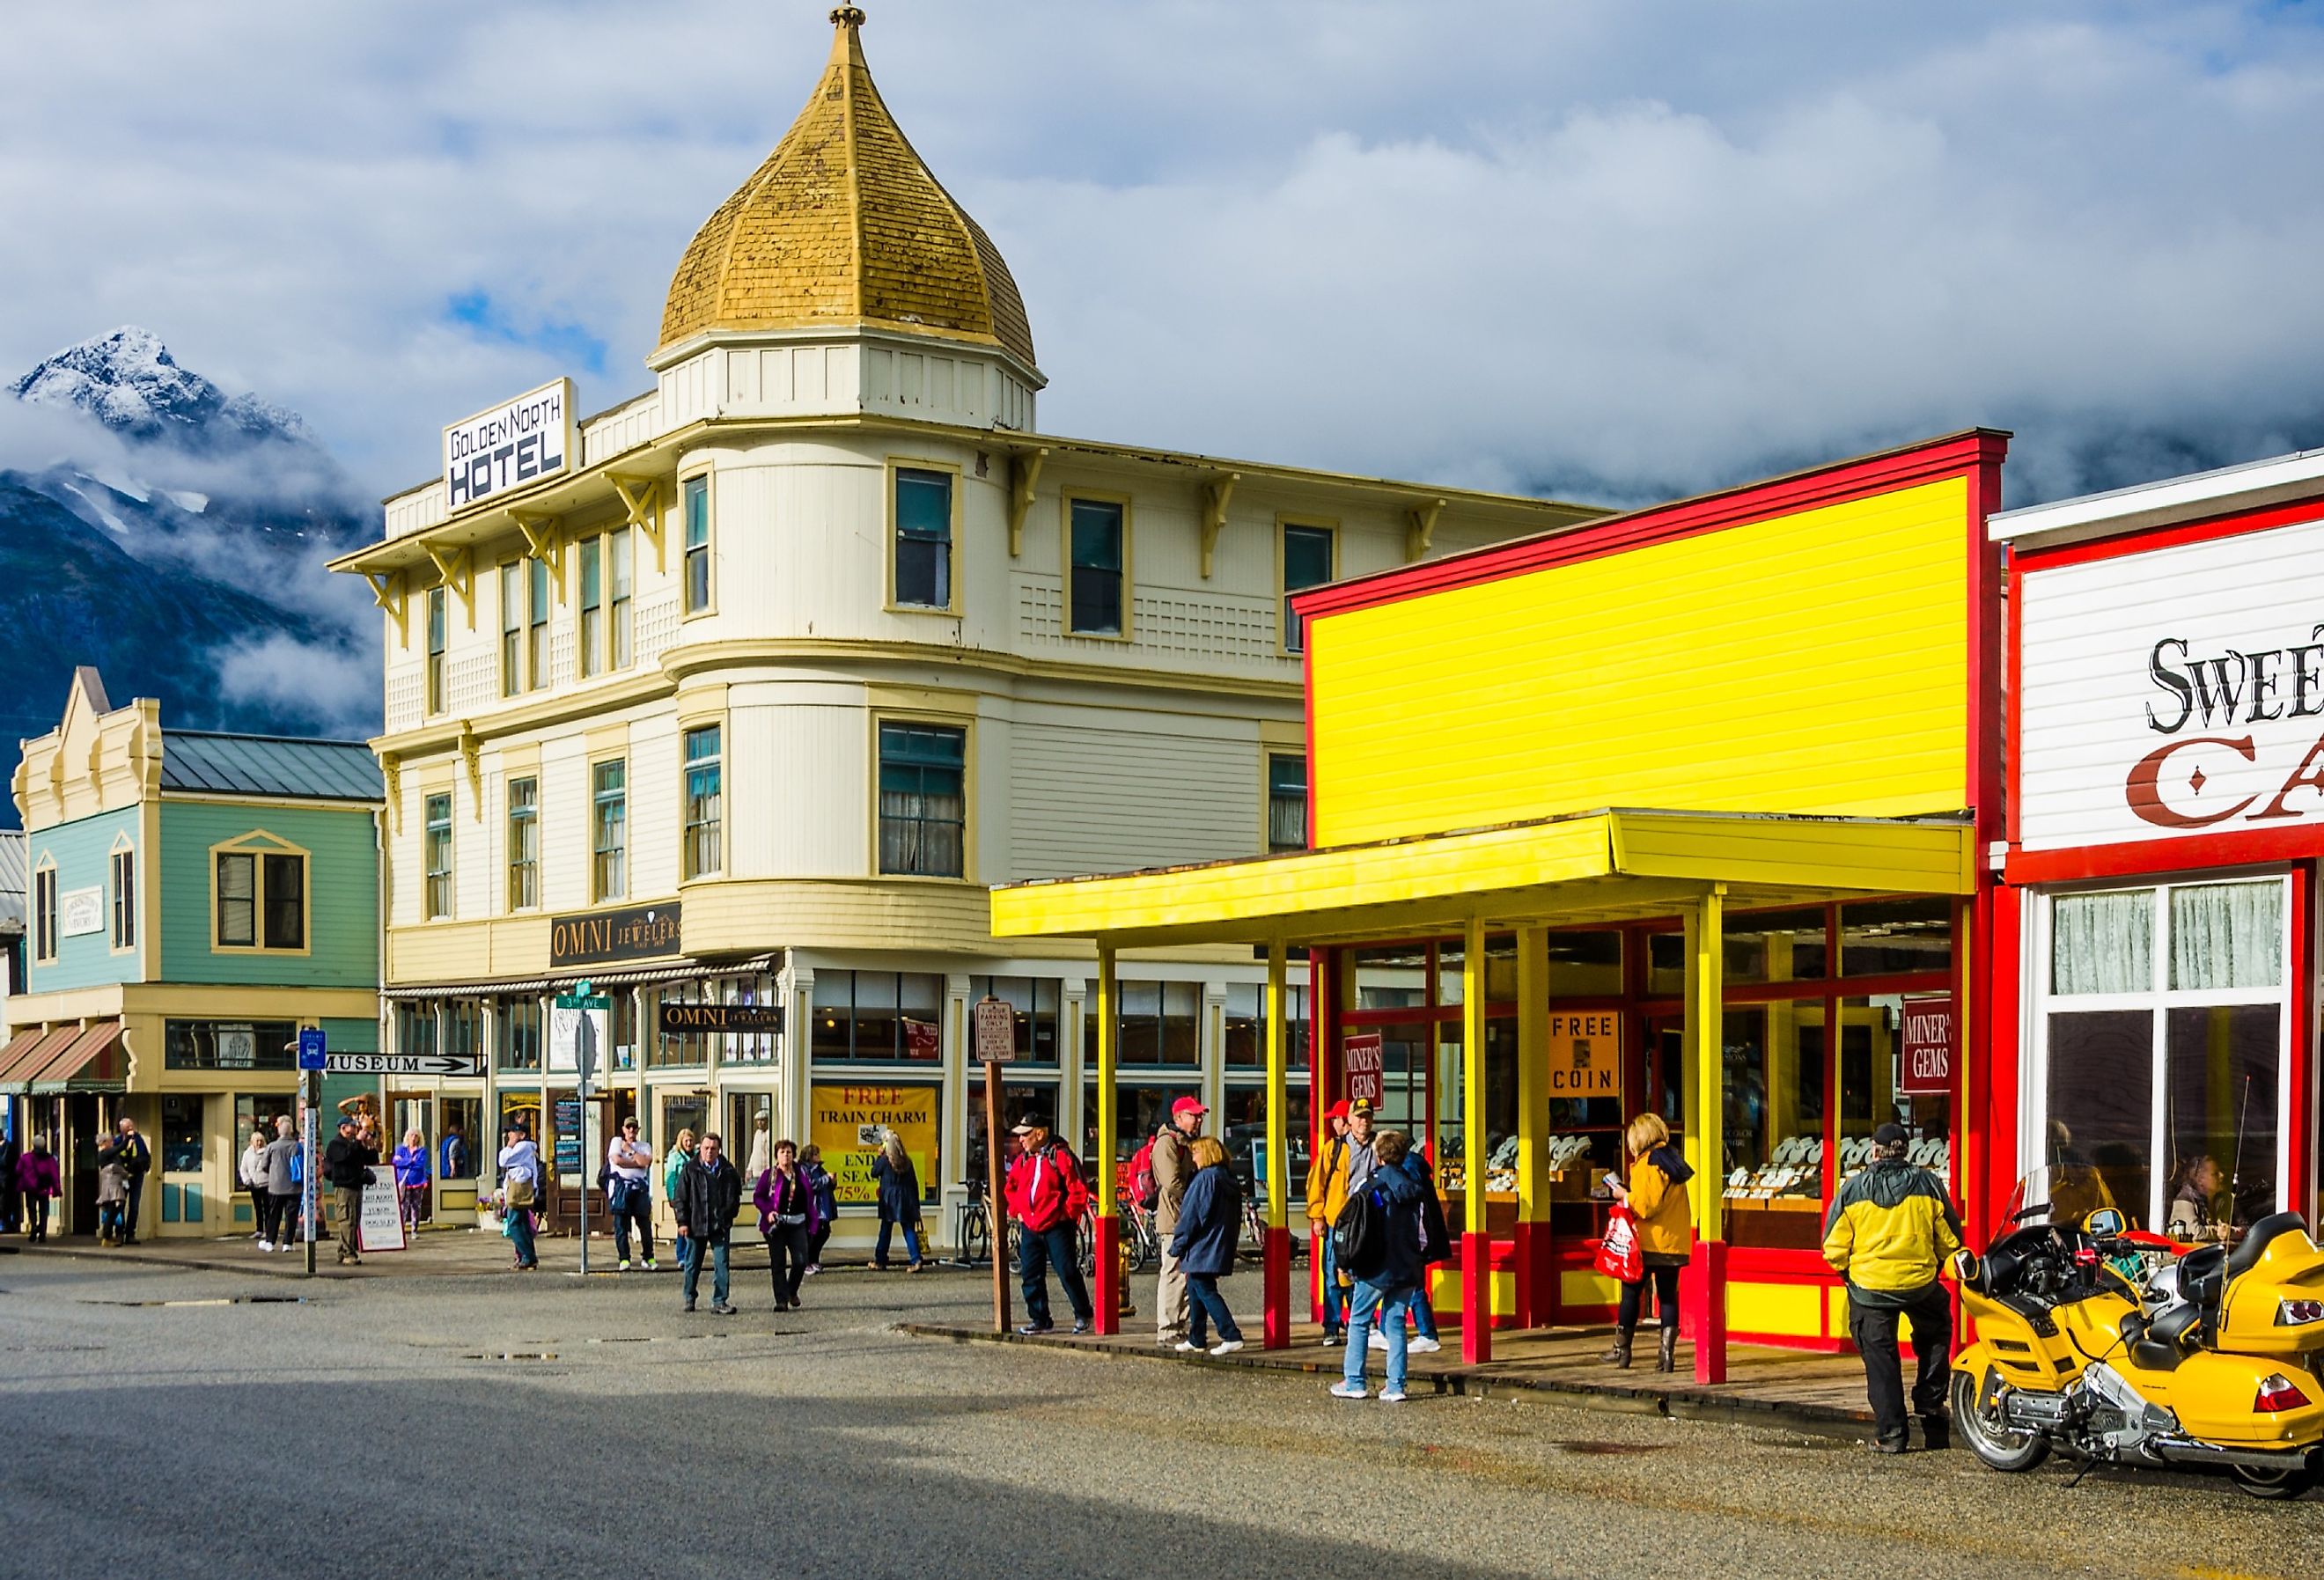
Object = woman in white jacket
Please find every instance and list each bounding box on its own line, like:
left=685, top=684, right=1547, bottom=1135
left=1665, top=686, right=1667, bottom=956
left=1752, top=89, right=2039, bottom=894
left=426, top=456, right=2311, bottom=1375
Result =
left=238, top=1128, right=271, bottom=1244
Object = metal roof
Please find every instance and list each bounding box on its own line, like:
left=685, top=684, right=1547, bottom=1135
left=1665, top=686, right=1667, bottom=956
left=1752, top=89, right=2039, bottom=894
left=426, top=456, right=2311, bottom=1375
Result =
left=160, top=731, right=383, bottom=804
left=0, top=829, right=23, bottom=934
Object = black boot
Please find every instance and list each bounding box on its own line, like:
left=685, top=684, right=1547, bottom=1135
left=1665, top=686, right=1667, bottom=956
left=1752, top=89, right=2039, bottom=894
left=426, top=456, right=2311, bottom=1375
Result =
left=1657, top=1326, right=1679, bottom=1373
left=1600, top=1326, right=1635, bottom=1369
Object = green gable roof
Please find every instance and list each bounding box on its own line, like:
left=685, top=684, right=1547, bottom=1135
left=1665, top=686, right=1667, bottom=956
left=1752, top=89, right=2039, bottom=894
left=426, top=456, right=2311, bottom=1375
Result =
left=160, top=731, right=382, bottom=804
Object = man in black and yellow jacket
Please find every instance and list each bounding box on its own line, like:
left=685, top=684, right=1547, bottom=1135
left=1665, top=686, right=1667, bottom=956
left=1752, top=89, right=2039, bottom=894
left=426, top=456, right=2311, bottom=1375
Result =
left=1823, top=1122, right=1962, bottom=1454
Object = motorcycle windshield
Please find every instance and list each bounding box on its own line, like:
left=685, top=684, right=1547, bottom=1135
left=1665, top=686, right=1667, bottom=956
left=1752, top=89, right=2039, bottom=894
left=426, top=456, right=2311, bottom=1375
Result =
left=1997, top=1165, right=2119, bottom=1239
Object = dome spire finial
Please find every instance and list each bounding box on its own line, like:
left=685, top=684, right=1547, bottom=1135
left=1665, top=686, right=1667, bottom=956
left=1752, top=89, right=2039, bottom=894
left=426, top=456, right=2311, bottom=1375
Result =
left=830, top=6, right=865, bottom=28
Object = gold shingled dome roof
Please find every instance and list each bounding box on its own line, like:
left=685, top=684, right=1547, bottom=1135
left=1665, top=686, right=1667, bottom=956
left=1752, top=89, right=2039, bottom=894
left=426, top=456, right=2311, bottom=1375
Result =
left=658, top=7, right=1036, bottom=369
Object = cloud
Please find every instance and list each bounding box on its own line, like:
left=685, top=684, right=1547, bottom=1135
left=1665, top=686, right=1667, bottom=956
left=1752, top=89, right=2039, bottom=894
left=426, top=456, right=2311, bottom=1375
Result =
left=214, top=631, right=378, bottom=737
left=3, top=1, right=2323, bottom=509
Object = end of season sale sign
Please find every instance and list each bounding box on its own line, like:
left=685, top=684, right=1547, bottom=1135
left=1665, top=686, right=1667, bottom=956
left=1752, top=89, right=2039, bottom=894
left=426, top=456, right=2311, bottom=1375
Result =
left=809, top=1084, right=938, bottom=1204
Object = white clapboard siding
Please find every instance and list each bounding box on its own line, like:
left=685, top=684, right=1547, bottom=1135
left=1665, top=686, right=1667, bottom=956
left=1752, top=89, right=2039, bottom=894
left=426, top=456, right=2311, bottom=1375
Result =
left=1008, top=712, right=1262, bottom=880
left=731, top=699, right=870, bottom=879
left=539, top=735, right=589, bottom=911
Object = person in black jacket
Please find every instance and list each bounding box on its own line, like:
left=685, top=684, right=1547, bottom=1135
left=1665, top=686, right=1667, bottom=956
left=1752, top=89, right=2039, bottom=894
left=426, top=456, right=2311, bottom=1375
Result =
left=323, top=1116, right=379, bottom=1266
left=98, top=1119, right=153, bottom=1245
left=1329, top=1128, right=1428, bottom=1403
left=674, top=1130, right=744, bottom=1314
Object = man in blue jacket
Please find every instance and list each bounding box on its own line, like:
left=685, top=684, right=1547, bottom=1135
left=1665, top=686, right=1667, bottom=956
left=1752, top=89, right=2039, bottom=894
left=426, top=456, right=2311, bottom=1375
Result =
left=1330, top=1128, right=1429, bottom=1403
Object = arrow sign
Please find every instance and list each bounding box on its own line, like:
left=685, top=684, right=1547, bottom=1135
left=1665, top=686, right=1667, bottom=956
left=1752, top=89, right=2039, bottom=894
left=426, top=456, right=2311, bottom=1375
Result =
left=326, top=1053, right=484, bottom=1077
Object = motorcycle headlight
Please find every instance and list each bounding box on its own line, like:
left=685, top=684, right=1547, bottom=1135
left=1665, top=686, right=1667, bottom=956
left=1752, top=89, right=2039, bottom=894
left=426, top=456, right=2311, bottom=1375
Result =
left=2276, top=1298, right=2324, bottom=1326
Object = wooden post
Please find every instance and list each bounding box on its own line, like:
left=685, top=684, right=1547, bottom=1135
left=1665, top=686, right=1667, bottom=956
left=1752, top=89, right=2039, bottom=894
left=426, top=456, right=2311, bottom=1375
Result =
left=1262, top=938, right=1291, bottom=1349
left=1092, top=944, right=1122, bottom=1334
left=986, top=1060, right=1010, bottom=1334
left=1512, top=924, right=1549, bottom=1328
left=1460, top=915, right=1492, bottom=1363
left=1684, top=886, right=1729, bottom=1384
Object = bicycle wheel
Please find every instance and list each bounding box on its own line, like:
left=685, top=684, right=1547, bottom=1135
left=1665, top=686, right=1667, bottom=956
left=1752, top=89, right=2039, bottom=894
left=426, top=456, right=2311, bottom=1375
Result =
left=961, top=1202, right=990, bottom=1267
left=1121, top=1215, right=1150, bottom=1275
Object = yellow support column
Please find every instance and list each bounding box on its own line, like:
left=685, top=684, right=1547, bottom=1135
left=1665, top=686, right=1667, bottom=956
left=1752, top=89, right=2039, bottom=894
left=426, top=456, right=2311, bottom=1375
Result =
left=1461, top=915, right=1492, bottom=1363
left=1515, top=924, right=1549, bottom=1327
left=1683, top=886, right=1728, bottom=1383
left=1263, top=939, right=1291, bottom=1348
left=1093, top=943, right=1121, bottom=1334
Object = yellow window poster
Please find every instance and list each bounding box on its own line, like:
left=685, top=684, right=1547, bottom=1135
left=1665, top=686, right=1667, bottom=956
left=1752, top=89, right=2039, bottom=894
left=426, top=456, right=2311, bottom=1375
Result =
left=809, top=1083, right=939, bottom=1205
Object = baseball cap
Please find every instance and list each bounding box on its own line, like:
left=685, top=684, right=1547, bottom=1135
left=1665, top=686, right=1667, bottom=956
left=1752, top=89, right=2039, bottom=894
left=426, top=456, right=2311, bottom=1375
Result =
left=1171, top=1096, right=1208, bottom=1119
left=1872, top=1121, right=1909, bottom=1148
left=1011, top=1113, right=1052, bottom=1135
left=1326, top=1099, right=1351, bottom=1121
left=1348, top=1097, right=1375, bottom=1118
left=336, top=1115, right=358, bottom=1128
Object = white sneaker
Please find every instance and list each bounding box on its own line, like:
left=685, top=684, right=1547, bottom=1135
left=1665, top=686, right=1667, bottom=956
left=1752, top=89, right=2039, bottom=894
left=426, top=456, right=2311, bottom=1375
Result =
left=257, top=1240, right=274, bottom=1252
left=1408, top=1336, right=1443, bottom=1354
left=1210, top=1340, right=1245, bottom=1356
left=1368, top=1329, right=1388, bottom=1350
left=644, top=1259, right=658, bottom=1270
left=1379, top=1387, right=1408, bottom=1403
left=619, top=1259, right=632, bottom=1271
left=1172, top=1340, right=1202, bottom=1353
left=1328, top=1380, right=1368, bottom=1400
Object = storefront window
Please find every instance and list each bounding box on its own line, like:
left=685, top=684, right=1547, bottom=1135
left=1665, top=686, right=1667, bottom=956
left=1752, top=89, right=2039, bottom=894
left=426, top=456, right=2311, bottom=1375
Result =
left=1545, top=930, right=1622, bottom=996
left=1353, top=944, right=1428, bottom=1010
left=1647, top=931, right=1685, bottom=998
left=2052, top=890, right=2154, bottom=995
left=967, top=975, right=1062, bottom=1066
left=165, top=1019, right=296, bottom=1071
left=234, top=1092, right=296, bottom=1150
left=1438, top=936, right=1518, bottom=1005
left=1083, top=1083, right=1183, bottom=1166
left=2165, top=1005, right=2280, bottom=1230
left=1222, top=981, right=1311, bottom=1068
left=1842, top=897, right=1953, bottom=978
left=1722, top=1003, right=1828, bottom=1251
left=2046, top=1009, right=2153, bottom=1219
left=2168, top=882, right=2284, bottom=990
left=966, top=1077, right=1059, bottom=1187
left=659, top=1092, right=710, bottom=1159
left=159, top=1093, right=204, bottom=1172
left=1220, top=1083, right=1310, bottom=1202
left=439, top=1097, right=482, bottom=1180
left=1725, top=908, right=1828, bottom=984
left=813, top=971, right=943, bottom=1062
left=809, top=1082, right=939, bottom=1205
left=497, top=997, right=541, bottom=1071
left=1095, top=980, right=1199, bottom=1066
left=446, top=1001, right=482, bottom=1061
left=394, top=1002, right=438, bottom=1057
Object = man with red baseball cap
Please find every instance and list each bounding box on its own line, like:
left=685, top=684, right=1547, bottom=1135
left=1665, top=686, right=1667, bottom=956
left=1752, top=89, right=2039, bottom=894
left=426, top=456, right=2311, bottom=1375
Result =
left=1151, top=1094, right=1207, bottom=1349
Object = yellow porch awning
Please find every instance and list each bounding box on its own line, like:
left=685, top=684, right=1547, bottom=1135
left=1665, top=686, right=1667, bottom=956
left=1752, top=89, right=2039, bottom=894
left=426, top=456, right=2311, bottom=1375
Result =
left=990, top=808, right=1974, bottom=946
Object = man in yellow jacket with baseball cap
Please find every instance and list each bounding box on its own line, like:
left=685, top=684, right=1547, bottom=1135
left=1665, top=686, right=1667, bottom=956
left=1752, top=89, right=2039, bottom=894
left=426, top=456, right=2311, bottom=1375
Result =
left=1823, top=1121, right=1962, bottom=1455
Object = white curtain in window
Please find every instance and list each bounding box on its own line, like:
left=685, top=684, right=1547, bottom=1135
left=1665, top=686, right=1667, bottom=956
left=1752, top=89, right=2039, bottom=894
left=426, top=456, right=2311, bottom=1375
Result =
left=2169, top=879, right=2284, bottom=991
left=2052, top=888, right=2153, bottom=995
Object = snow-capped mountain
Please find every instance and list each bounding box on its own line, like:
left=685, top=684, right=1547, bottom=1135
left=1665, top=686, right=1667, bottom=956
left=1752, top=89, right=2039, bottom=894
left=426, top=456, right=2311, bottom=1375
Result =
left=2, top=330, right=380, bottom=822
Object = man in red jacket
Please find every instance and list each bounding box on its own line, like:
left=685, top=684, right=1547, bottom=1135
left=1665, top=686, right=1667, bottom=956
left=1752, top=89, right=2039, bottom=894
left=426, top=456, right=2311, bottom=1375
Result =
left=1004, top=1113, right=1094, bottom=1334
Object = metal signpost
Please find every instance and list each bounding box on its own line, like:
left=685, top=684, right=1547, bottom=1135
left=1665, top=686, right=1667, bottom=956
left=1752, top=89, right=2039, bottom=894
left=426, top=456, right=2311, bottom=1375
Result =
left=553, top=981, right=611, bottom=1275
left=971, top=995, right=1016, bottom=1332
left=296, top=1029, right=326, bottom=1278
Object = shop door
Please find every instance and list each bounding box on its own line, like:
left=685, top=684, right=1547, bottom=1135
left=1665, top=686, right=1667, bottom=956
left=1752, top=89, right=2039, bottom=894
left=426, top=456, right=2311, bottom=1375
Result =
left=390, top=1094, right=433, bottom=1225
left=66, top=1093, right=100, bottom=1237
left=1639, top=1015, right=1687, bottom=1145
left=544, top=1089, right=611, bottom=1237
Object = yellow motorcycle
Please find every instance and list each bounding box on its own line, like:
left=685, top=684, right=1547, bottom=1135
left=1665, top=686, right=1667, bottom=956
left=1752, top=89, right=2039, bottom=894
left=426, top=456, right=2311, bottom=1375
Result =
left=1952, top=1168, right=2324, bottom=1499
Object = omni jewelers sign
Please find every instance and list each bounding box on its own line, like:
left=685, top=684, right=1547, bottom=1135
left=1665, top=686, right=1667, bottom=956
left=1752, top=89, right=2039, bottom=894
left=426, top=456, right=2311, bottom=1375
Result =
left=443, top=378, right=573, bottom=511
left=2019, top=511, right=2324, bottom=850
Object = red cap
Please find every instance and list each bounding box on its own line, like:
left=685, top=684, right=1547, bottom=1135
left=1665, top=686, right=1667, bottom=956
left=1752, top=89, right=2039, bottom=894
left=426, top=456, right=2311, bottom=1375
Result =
left=1326, top=1099, right=1351, bottom=1120
left=1171, top=1096, right=1208, bottom=1118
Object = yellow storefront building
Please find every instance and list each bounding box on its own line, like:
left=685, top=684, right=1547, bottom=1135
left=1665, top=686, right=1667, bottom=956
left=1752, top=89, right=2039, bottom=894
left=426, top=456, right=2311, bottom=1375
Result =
left=994, top=431, right=2011, bottom=1381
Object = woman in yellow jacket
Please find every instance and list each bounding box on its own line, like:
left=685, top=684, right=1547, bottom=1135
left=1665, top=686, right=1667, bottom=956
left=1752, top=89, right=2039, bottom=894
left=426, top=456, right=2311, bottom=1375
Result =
left=1604, top=1112, right=1694, bottom=1372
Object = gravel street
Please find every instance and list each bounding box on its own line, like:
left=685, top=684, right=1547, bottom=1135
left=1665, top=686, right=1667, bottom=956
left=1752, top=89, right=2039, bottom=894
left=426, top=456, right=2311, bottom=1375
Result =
left=0, top=1248, right=2316, bottom=1580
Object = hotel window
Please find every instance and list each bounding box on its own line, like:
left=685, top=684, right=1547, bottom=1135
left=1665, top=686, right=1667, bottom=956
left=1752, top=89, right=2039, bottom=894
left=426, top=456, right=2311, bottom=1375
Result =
left=810, top=970, right=944, bottom=1062
left=215, top=847, right=306, bottom=951
left=1088, top=979, right=1201, bottom=1067
left=683, top=724, right=722, bottom=879
left=2041, top=878, right=2289, bottom=1233
left=425, top=586, right=448, bottom=714
left=1280, top=522, right=1335, bottom=651
left=33, top=860, right=56, bottom=964
left=894, top=466, right=953, bottom=608
left=423, top=793, right=453, bottom=920
left=499, top=562, right=523, bottom=696
left=110, top=841, right=136, bottom=950
left=1267, top=753, right=1307, bottom=853
left=577, top=536, right=604, bottom=677
left=877, top=722, right=965, bottom=878
left=592, top=759, right=627, bottom=901
left=1068, top=498, right=1125, bottom=636
left=609, top=526, right=634, bottom=668
left=505, top=776, right=539, bottom=911
left=527, top=557, right=550, bottom=690
left=683, top=474, right=711, bottom=614
left=967, top=975, right=1062, bottom=1066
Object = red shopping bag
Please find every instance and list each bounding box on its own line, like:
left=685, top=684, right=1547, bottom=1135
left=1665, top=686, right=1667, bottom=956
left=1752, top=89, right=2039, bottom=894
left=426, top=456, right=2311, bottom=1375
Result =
left=1594, top=1204, right=1643, bottom=1283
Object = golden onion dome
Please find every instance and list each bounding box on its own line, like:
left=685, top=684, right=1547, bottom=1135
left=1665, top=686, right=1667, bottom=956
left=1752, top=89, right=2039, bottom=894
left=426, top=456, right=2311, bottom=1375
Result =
left=657, top=7, right=1036, bottom=371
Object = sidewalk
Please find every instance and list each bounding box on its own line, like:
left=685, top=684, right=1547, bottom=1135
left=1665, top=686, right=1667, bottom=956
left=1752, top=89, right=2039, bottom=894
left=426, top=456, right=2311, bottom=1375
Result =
left=905, top=1314, right=1879, bottom=1437
left=2, top=1229, right=881, bottom=1282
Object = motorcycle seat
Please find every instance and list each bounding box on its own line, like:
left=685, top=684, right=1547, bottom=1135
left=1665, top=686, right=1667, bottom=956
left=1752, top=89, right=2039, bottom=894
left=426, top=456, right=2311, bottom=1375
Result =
left=2227, top=1211, right=2306, bottom=1280
left=2127, top=1301, right=2198, bottom=1371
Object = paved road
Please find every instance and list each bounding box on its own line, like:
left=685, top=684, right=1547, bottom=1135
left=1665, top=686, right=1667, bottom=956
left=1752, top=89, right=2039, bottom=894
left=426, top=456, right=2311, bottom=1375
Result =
left=0, top=1247, right=2315, bottom=1579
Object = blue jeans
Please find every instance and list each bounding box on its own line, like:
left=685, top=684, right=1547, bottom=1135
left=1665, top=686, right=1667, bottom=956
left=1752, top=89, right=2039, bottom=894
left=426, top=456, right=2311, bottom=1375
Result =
left=612, top=1185, right=652, bottom=1262
left=1344, top=1280, right=1416, bottom=1392
left=1019, top=1221, right=1092, bottom=1327
left=876, top=1216, right=923, bottom=1268
left=1188, top=1274, right=1240, bottom=1344
left=1319, top=1224, right=1350, bottom=1334
left=684, top=1238, right=731, bottom=1307
left=505, top=1207, right=536, bottom=1267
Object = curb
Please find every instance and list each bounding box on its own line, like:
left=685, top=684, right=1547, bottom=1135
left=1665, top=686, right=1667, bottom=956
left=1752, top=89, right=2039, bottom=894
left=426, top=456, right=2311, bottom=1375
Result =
left=899, top=1321, right=1875, bottom=1439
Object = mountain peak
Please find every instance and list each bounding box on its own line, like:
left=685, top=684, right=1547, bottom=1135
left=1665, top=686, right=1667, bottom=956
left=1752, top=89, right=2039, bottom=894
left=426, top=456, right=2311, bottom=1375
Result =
left=11, top=326, right=312, bottom=449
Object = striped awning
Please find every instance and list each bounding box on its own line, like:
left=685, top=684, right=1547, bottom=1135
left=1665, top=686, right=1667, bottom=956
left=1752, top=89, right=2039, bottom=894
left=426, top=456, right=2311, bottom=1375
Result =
left=379, top=953, right=780, bottom=1000
left=27, top=1020, right=127, bottom=1093
left=0, top=1026, right=77, bottom=1091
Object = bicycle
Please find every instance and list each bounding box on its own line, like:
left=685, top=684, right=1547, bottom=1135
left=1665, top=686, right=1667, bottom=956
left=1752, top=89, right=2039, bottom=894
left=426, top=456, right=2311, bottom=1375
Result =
left=953, top=1174, right=1018, bottom=1268
left=1076, top=1201, right=1153, bottom=1278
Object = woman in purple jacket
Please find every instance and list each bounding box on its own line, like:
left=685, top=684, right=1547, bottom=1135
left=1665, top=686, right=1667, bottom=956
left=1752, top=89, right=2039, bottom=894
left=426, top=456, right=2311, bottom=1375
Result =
left=754, top=1139, right=821, bottom=1312
left=16, top=1136, right=61, bottom=1243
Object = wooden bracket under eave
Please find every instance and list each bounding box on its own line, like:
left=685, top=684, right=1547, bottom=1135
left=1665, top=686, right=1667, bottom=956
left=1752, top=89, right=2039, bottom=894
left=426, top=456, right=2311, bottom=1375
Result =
left=364, top=571, right=409, bottom=645
left=457, top=724, right=482, bottom=800
left=423, top=544, right=477, bottom=629
left=511, top=511, right=565, bottom=600
left=379, top=755, right=401, bottom=832
left=1199, top=472, right=1241, bottom=579
left=1008, top=447, right=1048, bottom=558
left=608, top=473, right=666, bottom=573
left=1406, top=498, right=1446, bottom=562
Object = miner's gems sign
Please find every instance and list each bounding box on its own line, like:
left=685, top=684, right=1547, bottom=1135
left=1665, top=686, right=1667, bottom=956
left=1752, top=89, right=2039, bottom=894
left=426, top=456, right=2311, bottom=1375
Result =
left=2019, top=511, right=2324, bottom=850
left=442, top=378, right=573, bottom=511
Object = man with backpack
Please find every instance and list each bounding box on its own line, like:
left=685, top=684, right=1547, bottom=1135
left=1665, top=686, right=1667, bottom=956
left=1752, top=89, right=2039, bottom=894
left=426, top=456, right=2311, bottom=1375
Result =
left=1330, top=1128, right=1428, bottom=1402
left=1004, top=1113, right=1094, bottom=1335
left=1145, top=1096, right=1205, bottom=1349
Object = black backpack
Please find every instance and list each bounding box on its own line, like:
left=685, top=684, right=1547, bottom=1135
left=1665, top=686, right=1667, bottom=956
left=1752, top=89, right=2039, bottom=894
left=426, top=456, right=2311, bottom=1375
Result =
left=1332, top=1187, right=1386, bottom=1281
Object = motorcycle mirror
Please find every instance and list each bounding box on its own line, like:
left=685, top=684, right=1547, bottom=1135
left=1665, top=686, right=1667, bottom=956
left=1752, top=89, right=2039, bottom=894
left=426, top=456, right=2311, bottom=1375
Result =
left=2084, top=1207, right=2126, bottom=1238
